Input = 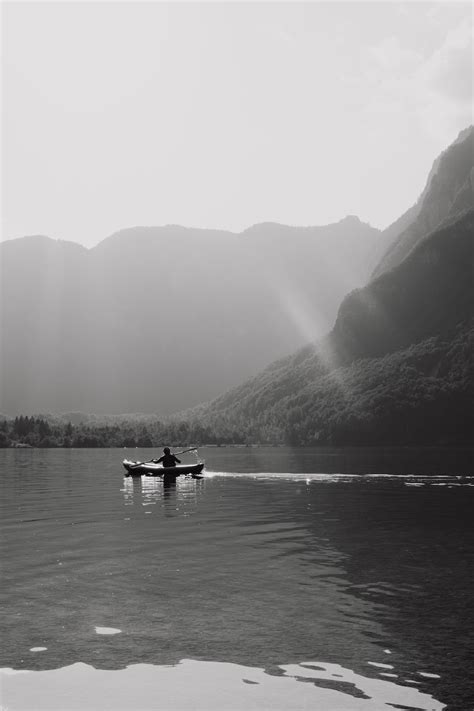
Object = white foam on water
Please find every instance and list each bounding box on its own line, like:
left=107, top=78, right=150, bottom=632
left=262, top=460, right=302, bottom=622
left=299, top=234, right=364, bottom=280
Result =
left=0, top=659, right=446, bottom=710
left=94, top=627, right=122, bottom=635
left=29, top=648, right=47, bottom=653
left=206, top=471, right=473, bottom=485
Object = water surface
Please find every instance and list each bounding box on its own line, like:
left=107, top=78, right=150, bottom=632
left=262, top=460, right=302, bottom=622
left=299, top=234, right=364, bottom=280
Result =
left=1, top=447, right=473, bottom=710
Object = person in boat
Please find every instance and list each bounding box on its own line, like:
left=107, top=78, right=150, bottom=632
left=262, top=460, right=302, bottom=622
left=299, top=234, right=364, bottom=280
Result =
left=154, top=447, right=181, bottom=468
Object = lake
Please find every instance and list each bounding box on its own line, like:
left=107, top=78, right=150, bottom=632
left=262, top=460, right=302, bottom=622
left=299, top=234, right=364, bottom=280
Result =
left=1, top=446, right=473, bottom=710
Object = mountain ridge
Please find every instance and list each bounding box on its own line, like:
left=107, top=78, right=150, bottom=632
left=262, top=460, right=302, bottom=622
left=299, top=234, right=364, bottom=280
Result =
left=179, top=208, right=473, bottom=445
left=373, top=125, right=473, bottom=277
left=2, top=214, right=378, bottom=251
left=0, top=215, right=381, bottom=415
left=1, top=127, right=472, bottom=422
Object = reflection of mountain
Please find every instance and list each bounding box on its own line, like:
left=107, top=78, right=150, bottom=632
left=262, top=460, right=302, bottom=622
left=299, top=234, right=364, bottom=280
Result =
left=0, top=218, right=380, bottom=415
left=183, top=128, right=473, bottom=445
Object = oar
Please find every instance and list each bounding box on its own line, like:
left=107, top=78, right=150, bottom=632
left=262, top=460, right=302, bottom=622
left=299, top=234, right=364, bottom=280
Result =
left=128, top=448, right=196, bottom=466
left=150, top=448, right=197, bottom=464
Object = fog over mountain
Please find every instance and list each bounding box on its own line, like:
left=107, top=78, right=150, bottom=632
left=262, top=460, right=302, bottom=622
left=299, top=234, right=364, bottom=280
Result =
left=1, top=216, right=380, bottom=415
left=1, top=128, right=471, bottom=422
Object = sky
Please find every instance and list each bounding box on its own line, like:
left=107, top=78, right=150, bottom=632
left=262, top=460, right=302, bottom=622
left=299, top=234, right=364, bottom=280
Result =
left=2, top=1, right=473, bottom=247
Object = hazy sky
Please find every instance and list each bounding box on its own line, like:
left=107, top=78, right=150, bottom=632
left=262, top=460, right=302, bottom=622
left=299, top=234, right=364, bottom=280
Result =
left=2, top=1, right=472, bottom=247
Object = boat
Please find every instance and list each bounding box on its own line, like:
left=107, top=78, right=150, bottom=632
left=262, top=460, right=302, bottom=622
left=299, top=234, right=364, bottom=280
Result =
left=123, top=459, right=205, bottom=478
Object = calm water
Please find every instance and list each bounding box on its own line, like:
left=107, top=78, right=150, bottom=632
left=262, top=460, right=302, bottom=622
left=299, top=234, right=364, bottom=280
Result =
left=1, top=447, right=473, bottom=710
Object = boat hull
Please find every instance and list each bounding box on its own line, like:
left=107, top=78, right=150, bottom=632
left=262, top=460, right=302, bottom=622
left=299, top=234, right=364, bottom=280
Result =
left=123, top=460, right=204, bottom=478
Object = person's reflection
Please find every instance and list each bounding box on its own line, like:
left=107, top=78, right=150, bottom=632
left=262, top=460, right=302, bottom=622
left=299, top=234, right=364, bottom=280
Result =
left=138, top=475, right=163, bottom=509
left=163, top=477, right=177, bottom=495
left=162, top=476, right=178, bottom=516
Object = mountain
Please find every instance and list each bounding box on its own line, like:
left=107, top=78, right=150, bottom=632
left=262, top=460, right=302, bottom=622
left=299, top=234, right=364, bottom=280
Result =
left=179, top=128, right=474, bottom=445
left=373, top=125, right=473, bottom=278
left=3, top=128, right=471, bottom=422
left=182, top=209, right=474, bottom=445
left=0, top=217, right=380, bottom=415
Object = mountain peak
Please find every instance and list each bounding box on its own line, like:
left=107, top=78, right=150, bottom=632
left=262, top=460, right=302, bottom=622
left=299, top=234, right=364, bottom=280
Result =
left=373, top=124, right=474, bottom=278
left=339, top=215, right=362, bottom=224
left=453, top=124, right=473, bottom=145
left=242, top=215, right=376, bottom=237
left=1, top=234, right=87, bottom=253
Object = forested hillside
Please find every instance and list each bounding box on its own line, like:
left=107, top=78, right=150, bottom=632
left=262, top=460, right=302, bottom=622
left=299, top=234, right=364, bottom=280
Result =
left=182, top=210, right=474, bottom=445
left=1, top=319, right=471, bottom=449
left=3, top=204, right=472, bottom=447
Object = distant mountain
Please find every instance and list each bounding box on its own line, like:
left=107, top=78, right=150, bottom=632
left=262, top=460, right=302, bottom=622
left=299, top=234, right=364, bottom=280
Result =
left=183, top=209, right=474, bottom=445
left=3, top=128, right=472, bottom=424
left=0, top=217, right=380, bottom=415
left=373, top=125, right=473, bottom=278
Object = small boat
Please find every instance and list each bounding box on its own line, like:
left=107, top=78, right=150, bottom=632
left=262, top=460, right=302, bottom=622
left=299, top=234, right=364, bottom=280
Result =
left=123, top=459, right=204, bottom=478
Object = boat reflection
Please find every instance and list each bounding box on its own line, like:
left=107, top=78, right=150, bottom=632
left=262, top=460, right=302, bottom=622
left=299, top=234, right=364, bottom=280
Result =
left=121, top=474, right=204, bottom=517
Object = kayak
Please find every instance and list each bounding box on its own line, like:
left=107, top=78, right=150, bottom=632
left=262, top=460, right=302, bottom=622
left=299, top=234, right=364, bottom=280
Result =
left=123, top=459, right=204, bottom=478
left=123, top=460, right=204, bottom=478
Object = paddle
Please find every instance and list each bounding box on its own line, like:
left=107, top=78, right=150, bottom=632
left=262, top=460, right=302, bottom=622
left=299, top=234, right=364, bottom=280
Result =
left=129, top=447, right=198, bottom=467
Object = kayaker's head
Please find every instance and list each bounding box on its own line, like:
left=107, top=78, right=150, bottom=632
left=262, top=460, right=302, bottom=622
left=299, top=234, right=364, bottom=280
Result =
left=163, top=447, right=171, bottom=454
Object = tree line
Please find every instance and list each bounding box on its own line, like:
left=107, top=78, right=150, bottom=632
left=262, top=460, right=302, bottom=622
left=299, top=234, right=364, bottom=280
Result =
left=1, top=327, right=471, bottom=449
left=0, top=415, right=243, bottom=449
